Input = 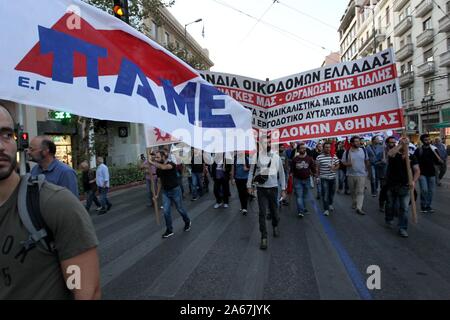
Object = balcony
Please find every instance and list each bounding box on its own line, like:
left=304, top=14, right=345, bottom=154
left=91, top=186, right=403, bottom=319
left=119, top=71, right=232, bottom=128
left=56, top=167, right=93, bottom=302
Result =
left=358, top=29, right=386, bottom=56
left=417, top=61, right=436, bottom=77
left=399, top=71, right=415, bottom=86
left=416, top=29, right=434, bottom=47
left=394, top=16, right=413, bottom=37
left=415, top=0, right=433, bottom=18
left=395, top=43, right=414, bottom=61
left=438, top=15, right=450, bottom=33
left=394, top=0, right=410, bottom=12
left=439, top=50, right=450, bottom=67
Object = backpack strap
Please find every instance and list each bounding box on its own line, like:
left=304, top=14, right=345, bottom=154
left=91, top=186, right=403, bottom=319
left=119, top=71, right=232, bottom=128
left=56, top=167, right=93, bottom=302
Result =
left=17, top=174, right=56, bottom=253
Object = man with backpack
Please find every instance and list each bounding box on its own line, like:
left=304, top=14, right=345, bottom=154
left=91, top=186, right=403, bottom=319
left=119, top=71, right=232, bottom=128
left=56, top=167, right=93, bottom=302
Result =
left=0, top=106, right=100, bottom=299
left=343, top=136, right=370, bottom=215
left=414, top=134, right=443, bottom=213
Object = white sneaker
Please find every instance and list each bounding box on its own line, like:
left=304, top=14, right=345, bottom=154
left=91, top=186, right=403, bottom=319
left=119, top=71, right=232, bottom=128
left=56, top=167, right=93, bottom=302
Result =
left=223, top=204, right=229, bottom=208
left=214, top=203, right=223, bottom=209
left=329, top=205, right=334, bottom=212
left=95, top=207, right=102, bottom=212
left=323, top=210, right=330, bottom=216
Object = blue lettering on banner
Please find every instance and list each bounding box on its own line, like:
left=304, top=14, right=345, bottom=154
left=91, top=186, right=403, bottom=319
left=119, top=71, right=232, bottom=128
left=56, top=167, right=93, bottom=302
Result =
left=35, top=26, right=237, bottom=128
left=162, top=80, right=196, bottom=124
left=38, top=26, right=107, bottom=89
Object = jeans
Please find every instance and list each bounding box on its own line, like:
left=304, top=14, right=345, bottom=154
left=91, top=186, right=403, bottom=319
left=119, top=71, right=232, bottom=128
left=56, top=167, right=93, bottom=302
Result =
left=370, top=163, right=386, bottom=195
left=315, top=177, right=322, bottom=198
left=213, top=178, right=230, bottom=204
left=162, top=186, right=190, bottom=232
left=385, top=185, right=410, bottom=230
left=348, top=176, right=366, bottom=210
left=98, top=187, right=111, bottom=210
left=235, top=178, right=249, bottom=210
left=418, top=175, right=436, bottom=209
left=293, top=178, right=310, bottom=213
left=191, top=172, right=203, bottom=198
left=257, top=187, right=279, bottom=239
left=320, top=178, right=336, bottom=211
left=435, top=163, right=447, bottom=184
left=338, top=169, right=349, bottom=192
left=85, top=189, right=101, bottom=210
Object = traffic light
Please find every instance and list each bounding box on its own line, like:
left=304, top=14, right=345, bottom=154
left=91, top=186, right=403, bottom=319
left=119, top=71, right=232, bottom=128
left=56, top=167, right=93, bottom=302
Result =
left=17, top=131, right=29, bottom=151
left=113, top=0, right=129, bottom=24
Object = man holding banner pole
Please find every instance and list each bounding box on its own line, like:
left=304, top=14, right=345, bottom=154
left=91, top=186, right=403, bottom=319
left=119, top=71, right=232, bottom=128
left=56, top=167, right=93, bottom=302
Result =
left=385, top=137, right=420, bottom=237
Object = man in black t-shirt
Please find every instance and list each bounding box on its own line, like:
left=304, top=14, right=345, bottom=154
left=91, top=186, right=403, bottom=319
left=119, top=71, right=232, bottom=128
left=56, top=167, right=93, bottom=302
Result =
left=150, top=151, right=191, bottom=238
left=414, top=134, right=443, bottom=213
left=385, top=137, right=420, bottom=238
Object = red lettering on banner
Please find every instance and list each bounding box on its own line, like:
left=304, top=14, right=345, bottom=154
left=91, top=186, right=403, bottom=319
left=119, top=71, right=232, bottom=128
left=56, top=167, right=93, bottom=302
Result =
left=215, top=64, right=396, bottom=109
left=276, top=109, right=403, bottom=142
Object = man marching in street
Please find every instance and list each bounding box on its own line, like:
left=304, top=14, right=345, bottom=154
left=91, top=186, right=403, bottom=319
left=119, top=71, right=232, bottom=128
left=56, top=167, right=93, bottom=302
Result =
left=343, top=136, right=370, bottom=215
left=149, top=150, right=191, bottom=238
left=385, top=137, right=420, bottom=238
left=247, top=134, right=286, bottom=250
left=414, top=134, right=443, bottom=213
left=316, top=142, right=340, bottom=216
left=291, top=142, right=316, bottom=217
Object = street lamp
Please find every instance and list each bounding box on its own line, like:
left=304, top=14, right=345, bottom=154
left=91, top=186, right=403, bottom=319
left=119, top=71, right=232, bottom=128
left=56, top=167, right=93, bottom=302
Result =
left=421, top=95, right=435, bottom=133
left=184, top=18, right=202, bottom=38
left=355, top=4, right=377, bottom=54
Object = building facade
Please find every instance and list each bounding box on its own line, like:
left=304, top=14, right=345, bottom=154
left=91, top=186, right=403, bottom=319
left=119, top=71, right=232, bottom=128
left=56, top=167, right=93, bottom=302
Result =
left=339, top=0, right=450, bottom=144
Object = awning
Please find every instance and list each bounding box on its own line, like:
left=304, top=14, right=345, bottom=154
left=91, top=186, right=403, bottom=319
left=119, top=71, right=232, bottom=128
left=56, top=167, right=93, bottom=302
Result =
left=433, top=122, right=450, bottom=128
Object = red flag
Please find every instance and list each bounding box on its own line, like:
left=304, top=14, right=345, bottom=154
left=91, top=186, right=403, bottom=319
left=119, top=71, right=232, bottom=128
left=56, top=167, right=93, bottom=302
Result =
left=344, top=137, right=351, bottom=151
left=330, top=140, right=336, bottom=157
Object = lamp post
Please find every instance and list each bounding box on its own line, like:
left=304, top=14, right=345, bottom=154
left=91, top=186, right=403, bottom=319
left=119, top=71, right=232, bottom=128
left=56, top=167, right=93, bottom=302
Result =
left=421, top=95, right=435, bottom=133
left=184, top=18, right=202, bottom=38
left=356, top=4, right=377, bottom=54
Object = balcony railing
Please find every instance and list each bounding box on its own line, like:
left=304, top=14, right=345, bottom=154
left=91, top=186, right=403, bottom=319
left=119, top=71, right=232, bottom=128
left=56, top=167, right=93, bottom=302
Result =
left=417, top=61, right=435, bottom=77
left=415, top=0, right=433, bottom=18
left=395, top=43, right=414, bottom=61
left=438, top=15, right=450, bottom=33
left=439, top=50, right=450, bottom=67
left=359, top=29, right=386, bottom=56
left=416, top=29, right=434, bottom=47
left=399, top=71, right=415, bottom=86
left=394, top=16, right=413, bottom=37
left=394, top=0, right=410, bottom=12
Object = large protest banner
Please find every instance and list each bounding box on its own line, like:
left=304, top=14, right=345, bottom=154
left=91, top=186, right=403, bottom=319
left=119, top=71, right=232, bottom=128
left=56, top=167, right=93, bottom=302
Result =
left=0, top=0, right=255, bottom=153
left=200, top=48, right=403, bottom=143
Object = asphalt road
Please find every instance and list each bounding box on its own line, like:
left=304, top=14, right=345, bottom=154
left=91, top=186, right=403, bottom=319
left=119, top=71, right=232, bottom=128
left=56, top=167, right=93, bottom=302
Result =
left=93, top=177, right=450, bottom=300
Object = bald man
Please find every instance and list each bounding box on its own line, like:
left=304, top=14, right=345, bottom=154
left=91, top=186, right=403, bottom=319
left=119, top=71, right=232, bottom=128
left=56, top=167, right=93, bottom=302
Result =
left=0, top=106, right=100, bottom=299
left=28, top=136, right=79, bottom=197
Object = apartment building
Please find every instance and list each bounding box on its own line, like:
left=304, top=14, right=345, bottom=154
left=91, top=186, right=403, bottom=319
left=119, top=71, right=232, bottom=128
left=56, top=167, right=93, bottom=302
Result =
left=339, top=0, right=450, bottom=144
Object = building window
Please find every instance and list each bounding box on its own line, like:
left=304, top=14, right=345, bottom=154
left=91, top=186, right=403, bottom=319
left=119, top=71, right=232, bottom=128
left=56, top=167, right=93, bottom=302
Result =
left=401, top=89, right=406, bottom=103
left=447, top=1, right=450, bottom=13
left=164, top=32, right=170, bottom=46
left=406, top=34, right=412, bottom=44
left=176, top=41, right=180, bottom=49
left=424, top=48, right=434, bottom=62
left=407, top=60, right=413, bottom=72
left=423, top=17, right=432, bottom=31
left=387, top=37, right=392, bottom=47
left=386, top=6, right=390, bottom=25
left=447, top=37, right=450, bottom=50
left=448, top=73, right=450, bottom=90
left=424, top=79, right=435, bottom=95
left=408, top=87, right=414, bottom=101
left=151, top=20, right=158, bottom=40
left=401, top=64, right=406, bottom=74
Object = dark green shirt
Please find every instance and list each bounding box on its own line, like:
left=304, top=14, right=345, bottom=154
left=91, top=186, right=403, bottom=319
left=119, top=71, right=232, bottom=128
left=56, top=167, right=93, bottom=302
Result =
left=0, top=182, right=98, bottom=299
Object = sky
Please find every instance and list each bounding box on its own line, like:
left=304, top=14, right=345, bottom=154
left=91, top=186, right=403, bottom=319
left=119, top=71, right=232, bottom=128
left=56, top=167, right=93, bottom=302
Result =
left=168, top=0, right=349, bottom=80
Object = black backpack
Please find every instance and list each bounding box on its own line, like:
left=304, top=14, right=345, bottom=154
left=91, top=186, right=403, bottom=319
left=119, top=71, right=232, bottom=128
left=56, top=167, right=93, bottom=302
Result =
left=17, top=174, right=56, bottom=254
